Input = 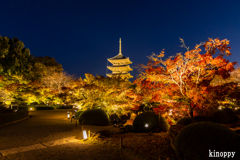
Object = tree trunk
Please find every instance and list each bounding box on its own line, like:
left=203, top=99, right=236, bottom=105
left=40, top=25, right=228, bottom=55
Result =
left=189, top=106, right=193, bottom=117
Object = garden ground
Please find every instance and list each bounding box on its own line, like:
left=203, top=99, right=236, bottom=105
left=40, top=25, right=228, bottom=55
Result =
left=0, top=110, right=176, bottom=160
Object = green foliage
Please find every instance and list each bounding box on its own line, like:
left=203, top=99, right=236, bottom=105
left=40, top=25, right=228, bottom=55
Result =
left=133, top=112, right=169, bottom=133
left=212, top=108, right=238, bottom=124
left=177, top=117, right=194, bottom=125
left=0, top=36, right=69, bottom=106
left=72, top=74, right=133, bottom=117
left=79, top=109, right=110, bottom=126
left=159, top=114, right=170, bottom=132
left=75, top=110, right=83, bottom=118
left=175, top=122, right=239, bottom=160
left=31, top=56, right=63, bottom=81
left=0, top=36, right=33, bottom=79
left=55, top=105, right=72, bottom=109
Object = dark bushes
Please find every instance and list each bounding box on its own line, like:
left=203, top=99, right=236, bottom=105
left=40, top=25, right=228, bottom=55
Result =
left=79, top=109, right=110, bottom=126
left=0, top=106, right=13, bottom=114
left=212, top=108, right=238, bottom=124
left=175, top=122, right=239, bottom=160
left=16, top=110, right=29, bottom=120
left=132, top=112, right=169, bottom=133
left=55, top=105, right=73, bottom=109
left=0, top=110, right=29, bottom=125
left=176, top=117, right=194, bottom=125
left=109, top=113, right=131, bottom=125
left=177, top=116, right=214, bottom=126
left=36, top=106, right=55, bottom=110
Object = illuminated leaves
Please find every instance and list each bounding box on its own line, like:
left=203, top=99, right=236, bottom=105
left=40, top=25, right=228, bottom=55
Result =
left=70, top=74, right=133, bottom=116
left=134, top=38, right=239, bottom=118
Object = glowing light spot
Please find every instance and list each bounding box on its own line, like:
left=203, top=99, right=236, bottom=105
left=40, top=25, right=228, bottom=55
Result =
left=83, top=130, right=87, bottom=139
left=145, top=124, right=149, bottom=128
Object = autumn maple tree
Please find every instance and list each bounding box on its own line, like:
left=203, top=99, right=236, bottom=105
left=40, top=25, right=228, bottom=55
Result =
left=134, top=38, right=238, bottom=118
left=70, top=73, right=133, bottom=116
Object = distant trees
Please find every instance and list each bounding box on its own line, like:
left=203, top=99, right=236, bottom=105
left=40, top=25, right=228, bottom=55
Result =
left=41, top=71, right=74, bottom=94
left=1, top=35, right=239, bottom=122
left=0, top=36, right=72, bottom=106
left=31, top=56, right=63, bottom=81
left=0, top=36, right=33, bottom=79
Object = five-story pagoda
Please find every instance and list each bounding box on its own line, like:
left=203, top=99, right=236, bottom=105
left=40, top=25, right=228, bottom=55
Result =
left=107, top=38, right=133, bottom=80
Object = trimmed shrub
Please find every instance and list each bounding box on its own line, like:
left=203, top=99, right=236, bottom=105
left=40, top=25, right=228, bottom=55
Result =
left=132, top=112, right=169, bottom=133
left=79, top=109, right=110, bottom=126
left=212, top=108, right=238, bottom=124
left=177, top=117, right=194, bottom=125
left=175, top=122, right=239, bottom=160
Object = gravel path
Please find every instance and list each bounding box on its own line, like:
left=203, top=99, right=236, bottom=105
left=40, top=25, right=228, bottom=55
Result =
left=0, top=141, right=147, bottom=160
left=0, top=110, right=149, bottom=160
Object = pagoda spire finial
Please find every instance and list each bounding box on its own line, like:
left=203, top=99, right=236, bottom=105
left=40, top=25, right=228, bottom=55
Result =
left=119, top=38, right=122, bottom=55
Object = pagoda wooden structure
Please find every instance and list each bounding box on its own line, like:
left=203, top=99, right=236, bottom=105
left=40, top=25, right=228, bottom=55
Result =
left=107, top=38, right=133, bottom=80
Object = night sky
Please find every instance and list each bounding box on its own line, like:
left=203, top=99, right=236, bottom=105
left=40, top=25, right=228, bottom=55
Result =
left=1, top=0, right=240, bottom=81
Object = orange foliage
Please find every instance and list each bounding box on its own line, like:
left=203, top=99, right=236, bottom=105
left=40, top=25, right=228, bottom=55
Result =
left=133, top=38, right=239, bottom=119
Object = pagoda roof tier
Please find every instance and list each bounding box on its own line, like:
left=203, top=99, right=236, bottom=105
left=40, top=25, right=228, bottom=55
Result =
left=107, top=65, right=132, bottom=72
left=106, top=73, right=133, bottom=79
left=108, top=54, right=126, bottom=60
left=108, top=57, right=132, bottom=65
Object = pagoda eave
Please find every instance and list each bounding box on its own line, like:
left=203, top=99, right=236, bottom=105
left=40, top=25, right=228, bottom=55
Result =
left=107, top=66, right=132, bottom=71
left=106, top=73, right=133, bottom=79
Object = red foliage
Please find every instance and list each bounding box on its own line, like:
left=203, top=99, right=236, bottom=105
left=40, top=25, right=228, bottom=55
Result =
left=132, top=38, right=239, bottom=119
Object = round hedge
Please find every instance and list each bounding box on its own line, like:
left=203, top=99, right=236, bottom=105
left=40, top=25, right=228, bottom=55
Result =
left=175, top=122, right=239, bottom=160
left=132, top=112, right=169, bottom=133
left=177, top=117, right=194, bottom=125
left=79, top=109, right=110, bottom=126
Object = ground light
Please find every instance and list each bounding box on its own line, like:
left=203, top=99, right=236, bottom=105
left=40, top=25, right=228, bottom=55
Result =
left=83, top=130, right=87, bottom=139
left=67, top=111, right=70, bottom=119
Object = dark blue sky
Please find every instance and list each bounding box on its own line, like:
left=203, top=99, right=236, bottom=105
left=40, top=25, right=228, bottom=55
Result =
left=1, top=0, right=240, bottom=80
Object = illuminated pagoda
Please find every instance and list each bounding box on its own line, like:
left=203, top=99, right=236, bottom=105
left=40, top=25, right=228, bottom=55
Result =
left=107, top=38, right=133, bottom=80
